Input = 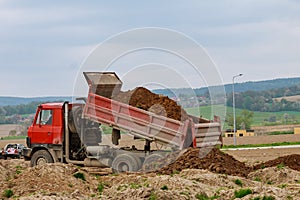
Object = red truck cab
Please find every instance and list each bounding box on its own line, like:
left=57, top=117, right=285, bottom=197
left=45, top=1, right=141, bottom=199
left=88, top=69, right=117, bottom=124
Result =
left=27, top=103, right=64, bottom=147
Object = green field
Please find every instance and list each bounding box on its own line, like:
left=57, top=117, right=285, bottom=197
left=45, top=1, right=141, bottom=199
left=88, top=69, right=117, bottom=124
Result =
left=185, top=105, right=300, bottom=127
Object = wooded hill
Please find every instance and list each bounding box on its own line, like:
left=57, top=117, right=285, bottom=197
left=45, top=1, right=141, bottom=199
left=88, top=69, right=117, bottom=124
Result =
left=154, top=77, right=300, bottom=97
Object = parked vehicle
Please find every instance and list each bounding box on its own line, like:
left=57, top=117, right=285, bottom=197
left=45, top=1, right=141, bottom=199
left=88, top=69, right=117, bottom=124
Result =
left=23, top=72, right=222, bottom=172
left=2, top=143, right=25, bottom=159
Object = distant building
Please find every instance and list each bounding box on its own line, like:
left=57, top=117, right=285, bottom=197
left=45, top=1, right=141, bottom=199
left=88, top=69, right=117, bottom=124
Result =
left=224, top=129, right=255, bottom=137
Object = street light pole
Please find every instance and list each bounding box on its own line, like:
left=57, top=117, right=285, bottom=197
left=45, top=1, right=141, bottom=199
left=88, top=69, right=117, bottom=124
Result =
left=232, top=73, right=243, bottom=146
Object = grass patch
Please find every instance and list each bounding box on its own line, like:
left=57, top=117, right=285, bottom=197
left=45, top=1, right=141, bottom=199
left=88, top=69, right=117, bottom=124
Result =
left=149, top=192, right=157, bottom=200
left=97, top=183, right=104, bottom=194
left=73, top=172, right=86, bottom=181
left=276, top=163, right=285, bottom=169
left=268, top=131, right=294, bottom=135
left=234, top=188, right=252, bottom=198
left=222, top=141, right=300, bottom=149
left=180, top=191, right=190, bottom=197
left=130, top=183, right=142, bottom=189
left=266, top=180, right=272, bottom=185
left=195, top=193, right=209, bottom=200
left=234, top=179, right=243, bottom=187
left=254, top=177, right=261, bottom=182
left=160, top=185, right=168, bottom=190
left=185, top=105, right=300, bottom=127
left=3, top=189, right=13, bottom=198
left=1, top=135, right=26, bottom=140
left=278, top=184, right=287, bottom=189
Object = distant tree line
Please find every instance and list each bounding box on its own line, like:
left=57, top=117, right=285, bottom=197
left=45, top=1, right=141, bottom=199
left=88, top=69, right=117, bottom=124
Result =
left=227, top=85, right=300, bottom=112
left=0, top=101, right=41, bottom=116
left=0, top=101, right=42, bottom=124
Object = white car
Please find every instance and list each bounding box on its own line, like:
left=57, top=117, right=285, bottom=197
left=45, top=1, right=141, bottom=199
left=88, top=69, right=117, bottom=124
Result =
left=1, top=144, right=25, bottom=159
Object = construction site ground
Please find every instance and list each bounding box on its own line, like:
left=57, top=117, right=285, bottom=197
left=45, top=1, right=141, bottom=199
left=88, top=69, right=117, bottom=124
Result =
left=0, top=136, right=299, bottom=199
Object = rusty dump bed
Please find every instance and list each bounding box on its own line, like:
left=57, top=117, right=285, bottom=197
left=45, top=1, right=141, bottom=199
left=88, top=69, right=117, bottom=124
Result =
left=82, top=72, right=222, bottom=149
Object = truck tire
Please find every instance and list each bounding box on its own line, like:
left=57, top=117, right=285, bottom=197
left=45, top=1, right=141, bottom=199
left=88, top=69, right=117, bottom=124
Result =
left=111, top=154, right=141, bottom=173
left=69, top=106, right=100, bottom=133
left=68, top=106, right=83, bottom=133
left=142, top=153, right=164, bottom=172
left=30, top=150, right=54, bottom=167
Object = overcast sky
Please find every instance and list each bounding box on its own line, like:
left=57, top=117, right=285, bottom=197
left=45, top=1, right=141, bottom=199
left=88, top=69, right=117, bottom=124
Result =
left=1, top=0, right=300, bottom=97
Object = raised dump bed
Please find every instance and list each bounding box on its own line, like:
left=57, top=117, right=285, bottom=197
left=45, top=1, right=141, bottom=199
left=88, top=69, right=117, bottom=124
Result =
left=82, top=72, right=223, bottom=150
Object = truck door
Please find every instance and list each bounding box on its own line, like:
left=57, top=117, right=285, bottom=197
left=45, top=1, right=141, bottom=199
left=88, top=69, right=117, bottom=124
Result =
left=30, top=109, right=53, bottom=144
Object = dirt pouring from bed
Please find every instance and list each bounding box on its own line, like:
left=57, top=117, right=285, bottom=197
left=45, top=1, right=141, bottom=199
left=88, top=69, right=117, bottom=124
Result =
left=1, top=148, right=300, bottom=199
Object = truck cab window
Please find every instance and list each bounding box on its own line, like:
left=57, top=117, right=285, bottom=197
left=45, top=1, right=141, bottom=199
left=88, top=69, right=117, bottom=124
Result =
left=36, top=110, right=53, bottom=125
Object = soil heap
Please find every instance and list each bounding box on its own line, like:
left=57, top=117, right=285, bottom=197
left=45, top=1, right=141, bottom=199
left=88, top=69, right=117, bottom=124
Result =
left=113, top=87, right=188, bottom=121
left=254, top=154, right=300, bottom=171
left=157, top=148, right=252, bottom=177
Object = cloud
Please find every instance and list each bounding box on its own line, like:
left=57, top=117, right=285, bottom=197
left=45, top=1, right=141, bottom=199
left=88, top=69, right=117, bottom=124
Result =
left=1, top=1, right=300, bottom=96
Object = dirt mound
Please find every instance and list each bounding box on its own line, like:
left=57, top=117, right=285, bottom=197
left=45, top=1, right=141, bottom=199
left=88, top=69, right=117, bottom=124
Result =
left=253, top=154, right=300, bottom=171
left=249, top=166, right=300, bottom=185
left=157, top=148, right=252, bottom=177
left=113, top=87, right=188, bottom=121
left=1, top=163, right=99, bottom=198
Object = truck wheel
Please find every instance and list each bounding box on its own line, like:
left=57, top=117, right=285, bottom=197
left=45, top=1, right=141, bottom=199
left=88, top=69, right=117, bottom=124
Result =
left=68, top=106, right=83, bottom=133
left=142, top=153, right=164, bottom=172
left=111, top=154, right=141, bottom=173
left=31, top=150, right=54, bottom=167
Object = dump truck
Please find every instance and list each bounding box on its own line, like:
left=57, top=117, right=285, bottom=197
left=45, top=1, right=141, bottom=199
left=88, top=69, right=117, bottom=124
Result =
left=23, top=72, right=222, bottom=172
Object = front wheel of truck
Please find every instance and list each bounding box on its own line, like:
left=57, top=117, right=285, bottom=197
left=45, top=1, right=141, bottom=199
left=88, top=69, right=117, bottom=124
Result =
left=31, top=150, right=54, bottom=167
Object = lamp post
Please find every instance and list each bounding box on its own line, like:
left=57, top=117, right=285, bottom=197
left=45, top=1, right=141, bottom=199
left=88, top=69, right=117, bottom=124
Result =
left=232, top=73, right=243, bottom=146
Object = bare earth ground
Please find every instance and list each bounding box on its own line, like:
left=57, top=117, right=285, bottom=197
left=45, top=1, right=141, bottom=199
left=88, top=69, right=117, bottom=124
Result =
left=223, top=133, right=300, bottom=146
left=0, top=135, right=299, bottom=199
left=0, top=124, right=24, bottom=137
left=0, top=139, right=26, bottom=149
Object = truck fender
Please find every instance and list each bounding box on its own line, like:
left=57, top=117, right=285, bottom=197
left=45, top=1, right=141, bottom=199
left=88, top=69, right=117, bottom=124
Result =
left=48, top=149, right=59, bottom=162
left=29, top=147, right=58, bottom=163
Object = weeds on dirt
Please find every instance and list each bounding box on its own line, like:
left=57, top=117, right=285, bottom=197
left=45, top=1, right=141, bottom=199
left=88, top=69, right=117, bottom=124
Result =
left=170, top=170, right=180, bottom=177
left=234, top=188, right=252, bottom=198
left=266, top=180, right=272, bottom=185
left=97, top=183, right=104, bottom=194
left=148, top=192, right=157, bottom=200
left=234, top=179, right=243, bottom=187
left=180, top=191, right=190, bottom=197
left=3, top=189, right=13, bottom=198
left=117, top=184, right=128, bottom=191
left=252, top=197, right=274, bottom=200
left=160, top=185, right=168, bottom=190
left=276, top=163, right=285, bottom=169
left=130, top=183, right=142, bottom=189
left=195, top=193, right=218, bottom=200
left=73, top=172, right=86, bottom=181
left=278, top=184, right=287, bottom=189
left=254, top=177, right=261, bottom=182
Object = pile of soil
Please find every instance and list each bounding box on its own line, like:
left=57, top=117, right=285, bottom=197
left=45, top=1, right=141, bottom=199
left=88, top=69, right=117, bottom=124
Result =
left=113, top=87, right=188, bottom=121
left=1, top=162, right=99, bottom=198
left=156, top=148, right=252, bottom=177
left=253, top=154, right=300, bottom=171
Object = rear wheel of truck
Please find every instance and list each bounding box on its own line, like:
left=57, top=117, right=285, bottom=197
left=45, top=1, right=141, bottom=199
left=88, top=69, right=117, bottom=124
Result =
left=142, top=153, right=164, bottom=172
left=111, top=154, right=141, bottom=173
left=31, top=150, right=54, bottom=167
